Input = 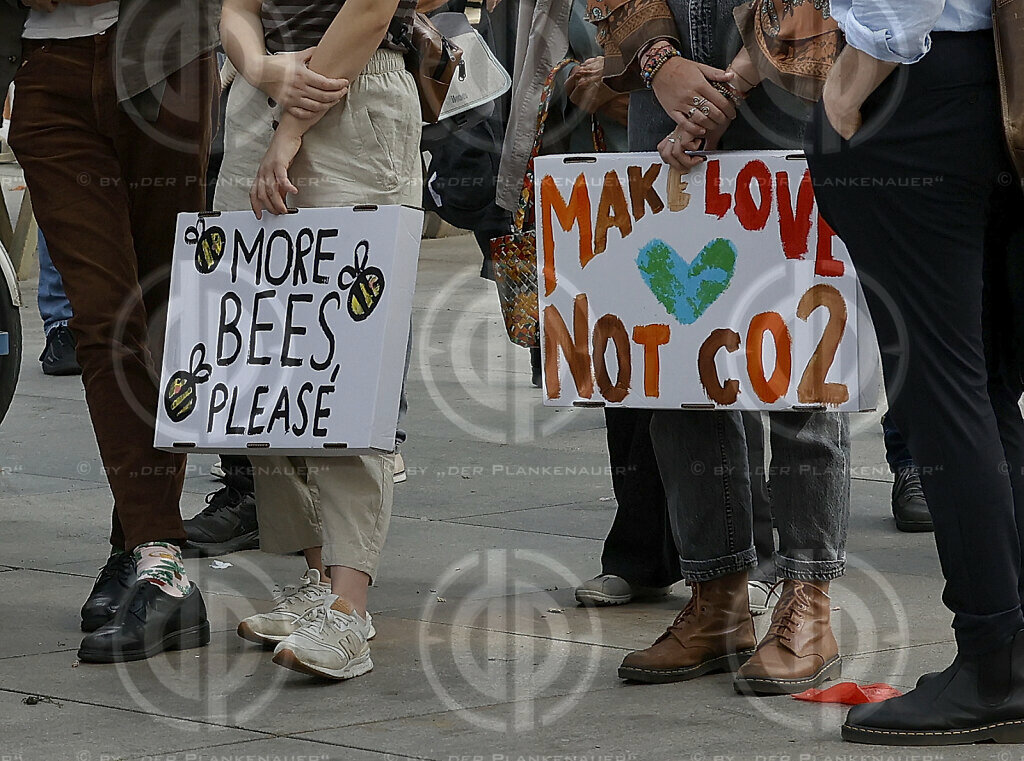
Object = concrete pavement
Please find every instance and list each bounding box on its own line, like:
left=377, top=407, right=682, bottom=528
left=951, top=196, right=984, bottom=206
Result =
left=0, top=233, right=974, bottom=761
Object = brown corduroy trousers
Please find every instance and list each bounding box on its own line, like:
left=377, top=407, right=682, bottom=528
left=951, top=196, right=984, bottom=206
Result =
left=9, top=31, right=217, bottom=551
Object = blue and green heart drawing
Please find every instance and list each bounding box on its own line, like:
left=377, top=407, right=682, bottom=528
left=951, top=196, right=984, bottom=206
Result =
left=636, top=238, right=738, bottom=325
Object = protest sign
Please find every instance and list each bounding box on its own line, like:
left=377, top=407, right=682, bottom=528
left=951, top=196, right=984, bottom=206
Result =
left=535, top=151, right=879, bottom=411
left=154, top=205, right=423, bottom=455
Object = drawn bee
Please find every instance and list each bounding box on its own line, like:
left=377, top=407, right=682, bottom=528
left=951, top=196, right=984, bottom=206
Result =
left=163, top=343, right=212, bottom=423
left=184, top=216, right=227, bottom=274
left=339, top=240, right=386, bottom=322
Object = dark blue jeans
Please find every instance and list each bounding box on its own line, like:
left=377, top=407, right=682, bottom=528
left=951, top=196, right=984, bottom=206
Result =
left=882, top=414, right=915, bottom=474
left=37, top=230, right=73, bottom=335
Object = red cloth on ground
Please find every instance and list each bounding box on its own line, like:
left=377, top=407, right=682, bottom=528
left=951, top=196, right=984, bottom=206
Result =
left=793, top=682, right=903, bottom=705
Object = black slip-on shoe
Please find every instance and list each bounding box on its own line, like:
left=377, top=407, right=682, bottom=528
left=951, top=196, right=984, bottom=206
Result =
left=78, top=582, right=210, bottom=663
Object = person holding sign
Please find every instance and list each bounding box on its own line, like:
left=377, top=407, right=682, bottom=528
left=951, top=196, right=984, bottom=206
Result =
left=806, top=1, right=1024, bottom=746
left=587, top=0, right=852, bottom=696
left=217, top=0, right=419, bottom=681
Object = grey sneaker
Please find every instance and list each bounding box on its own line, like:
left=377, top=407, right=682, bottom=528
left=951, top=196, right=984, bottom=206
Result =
left=747, top=580, right=780, bottom=616
left=574, top=574, right=671, bottom=606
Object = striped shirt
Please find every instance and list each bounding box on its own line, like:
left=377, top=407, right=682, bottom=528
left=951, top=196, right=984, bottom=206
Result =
left=262, top=0, right=417, bottom=55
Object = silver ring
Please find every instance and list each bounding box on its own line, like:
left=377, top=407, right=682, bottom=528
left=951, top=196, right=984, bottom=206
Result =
left=694, top=96, right=708, bottom=107
left=668, top=137, right=677, bottom=144
left=700, top=105, right=711, bottom=116
left=687, top=107, right=697, bottom=118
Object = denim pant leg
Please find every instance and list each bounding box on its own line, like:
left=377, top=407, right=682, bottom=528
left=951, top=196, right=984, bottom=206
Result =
left=650, top=409, right=757, bottom=582
left=744, top=412, right=777, bottom=584
left=37, top=230, right=74, bottom=335
left=881, top=413, right=915, bottom=473
left=767, top=412, right=850, bottom=581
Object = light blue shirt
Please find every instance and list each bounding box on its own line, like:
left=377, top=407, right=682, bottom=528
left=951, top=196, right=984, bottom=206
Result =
left=830, top=0, right=993, bottom=64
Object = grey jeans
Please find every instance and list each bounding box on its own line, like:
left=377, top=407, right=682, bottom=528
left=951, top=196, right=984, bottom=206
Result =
left=651, top=411, right=850, bottom=583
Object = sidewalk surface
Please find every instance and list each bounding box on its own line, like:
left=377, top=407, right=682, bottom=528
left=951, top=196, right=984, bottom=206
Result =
left=1, top=233, right=972, bottom=761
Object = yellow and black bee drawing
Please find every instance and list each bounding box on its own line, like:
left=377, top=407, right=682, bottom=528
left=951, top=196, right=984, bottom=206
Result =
left=184, top=216, right=227, bottom=274
left=339, top=240, right=386, bottom=322
left=163, top=343, right=213, bottom=423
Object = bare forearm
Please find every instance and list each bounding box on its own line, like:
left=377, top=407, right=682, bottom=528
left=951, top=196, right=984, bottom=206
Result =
left=823, top=45, right=897, bottom=114
left=307, top=0, right=400, bottom=83
left=221, top=0, right=268, bottom=85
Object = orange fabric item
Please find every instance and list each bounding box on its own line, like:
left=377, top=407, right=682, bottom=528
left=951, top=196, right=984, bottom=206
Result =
left=793, top=682, right=902, bottom=705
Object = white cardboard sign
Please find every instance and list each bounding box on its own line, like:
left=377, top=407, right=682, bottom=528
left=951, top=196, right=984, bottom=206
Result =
left=535, top=151, right=879, bottom=411
left=154, top=205, right=423, bottom=455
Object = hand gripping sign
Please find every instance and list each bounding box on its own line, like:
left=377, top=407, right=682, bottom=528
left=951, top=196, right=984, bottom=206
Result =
left=535, top=151, right=880, bottom=411
left=155, top=205, right=423, bottom=455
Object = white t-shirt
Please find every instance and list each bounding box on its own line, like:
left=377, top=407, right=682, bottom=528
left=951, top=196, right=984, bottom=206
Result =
left=23, top=4, right=120, bottom=40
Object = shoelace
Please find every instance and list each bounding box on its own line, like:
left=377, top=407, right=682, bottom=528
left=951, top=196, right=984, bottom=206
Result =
left=290, top=601, right=333, bottom=636
left=200, top=486, right=243, bottom=515
left=766, top=583, right=810, bottom=644
left=668, top=588, right=702, bottom=631
left=270, top=580, right=323, bottom=612
left=897, top=469, right=926, bottom=501
left=96, top=551, right=135, bottom=587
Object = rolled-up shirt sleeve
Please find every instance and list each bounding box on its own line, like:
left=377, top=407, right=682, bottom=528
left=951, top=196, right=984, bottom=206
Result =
left=833, top=0, right=946, bottom=64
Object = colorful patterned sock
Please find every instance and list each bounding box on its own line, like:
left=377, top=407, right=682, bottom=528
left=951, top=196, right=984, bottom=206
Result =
left=133, top=542, right=191, bottom=597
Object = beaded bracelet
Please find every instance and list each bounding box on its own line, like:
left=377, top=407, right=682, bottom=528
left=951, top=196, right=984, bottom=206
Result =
left=710, top=80, right=744, bottom=106
left=640, top=44, right=682, bottom=90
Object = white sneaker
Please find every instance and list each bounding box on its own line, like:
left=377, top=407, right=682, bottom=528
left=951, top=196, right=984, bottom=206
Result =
left=574, top=574, right=672, bottom=606
left=238, top=570, right=376, bottom=646
left=272, top=595, right=374, bottom=680
left=394, top=452, right=407, bottom=484
left=748, top=580, right=780, bottom=616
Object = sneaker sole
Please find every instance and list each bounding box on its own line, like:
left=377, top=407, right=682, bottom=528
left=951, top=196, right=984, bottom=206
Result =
left=42, top=362, right=82, bottom=377
left=186, top=530, right=260, bottom=556
left=237, top=620, right=285, bottom=648
left=575, top=589, right=633, bottom=606
left=77, top=621, right=211, bottom=664
left=272, top=648, right=373, bottom=680
left=895, top=519, right=934, bottom=533
left=842, top=718, right=1024, bottom=745
left=733, top=655, right=842, bottom=696
left=618, top=649, right=756, bottom=684
left=237, top=620, right=377, bottom=647
left=394, top=471, right=408, bottom=484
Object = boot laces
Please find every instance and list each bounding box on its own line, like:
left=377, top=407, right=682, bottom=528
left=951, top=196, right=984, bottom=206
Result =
left=669, top=585, right=705, bottom=630
left=767, top=583, right=810, bottom=643
left=897, top=468, right=926, bottom=501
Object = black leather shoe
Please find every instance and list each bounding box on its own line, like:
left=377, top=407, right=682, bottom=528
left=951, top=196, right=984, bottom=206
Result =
left=843, top=630, right=1024, bottom=745
left=78, top=581, right=210, bottom=663
left=185, top=475, right=259, bottom=556
left=892, top=468, right=933, bottom=533
left=40, top=325, right=82, bottom=376
left=81, top=551, right=137, bottom=632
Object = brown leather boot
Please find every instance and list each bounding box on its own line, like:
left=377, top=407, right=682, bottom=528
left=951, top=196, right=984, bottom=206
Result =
left=618, top=571, right=757, bottom=684
left=733, top=579, right=842, bottom=696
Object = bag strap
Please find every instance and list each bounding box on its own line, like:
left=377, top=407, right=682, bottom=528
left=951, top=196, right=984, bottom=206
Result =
left=512, top=57, right=580, bottom=233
